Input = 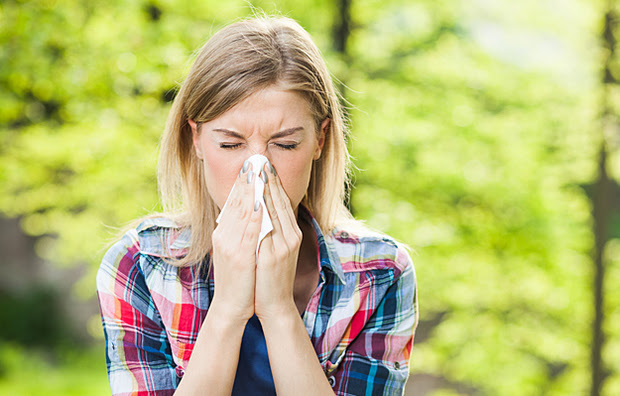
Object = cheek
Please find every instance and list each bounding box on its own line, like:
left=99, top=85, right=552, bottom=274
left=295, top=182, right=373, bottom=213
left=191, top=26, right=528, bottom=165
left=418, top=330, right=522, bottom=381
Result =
left=202, top=148, right=244, bottom=209
left=273, top=154, right=314, bottom=206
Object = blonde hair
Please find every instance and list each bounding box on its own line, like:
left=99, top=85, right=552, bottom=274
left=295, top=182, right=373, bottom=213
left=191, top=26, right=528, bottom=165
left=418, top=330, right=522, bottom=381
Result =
left=154, top=15, right=353, bottom=267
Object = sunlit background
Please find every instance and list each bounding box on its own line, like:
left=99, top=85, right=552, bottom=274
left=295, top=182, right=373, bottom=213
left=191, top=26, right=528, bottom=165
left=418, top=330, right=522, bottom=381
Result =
left=1, top=0, right=619, bottom=395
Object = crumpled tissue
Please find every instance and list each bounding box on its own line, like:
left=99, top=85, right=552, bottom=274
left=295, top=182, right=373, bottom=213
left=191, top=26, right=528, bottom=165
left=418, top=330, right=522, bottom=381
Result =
left=216, top=154, right=273, bottom=253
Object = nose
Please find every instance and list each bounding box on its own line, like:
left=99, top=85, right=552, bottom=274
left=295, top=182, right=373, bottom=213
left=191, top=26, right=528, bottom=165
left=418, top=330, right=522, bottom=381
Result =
left=246, top=148, right=271, bottom=172
left=250, top=148, right=266, bottom=156
left=248, top=145, right=271, bottom=163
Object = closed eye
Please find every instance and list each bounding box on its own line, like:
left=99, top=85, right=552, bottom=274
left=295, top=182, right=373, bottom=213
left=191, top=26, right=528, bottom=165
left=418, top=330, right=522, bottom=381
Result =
left=274, top=142, right=299, bottom=150
left=220, top=143, right=242, bottom=150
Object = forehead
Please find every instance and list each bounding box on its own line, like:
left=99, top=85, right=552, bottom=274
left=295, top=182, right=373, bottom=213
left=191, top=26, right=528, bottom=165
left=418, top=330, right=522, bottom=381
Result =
left=218, top=88, right=313, bottom=123
left=207, top=87, right=314, bottom=134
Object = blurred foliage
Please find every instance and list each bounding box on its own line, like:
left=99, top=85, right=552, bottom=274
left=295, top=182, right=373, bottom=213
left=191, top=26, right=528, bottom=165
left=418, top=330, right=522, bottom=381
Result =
left=1, top=0, right=619, bottom=395
left=0, top=287, right=69, bottom=347
left=0, top=344, right=109, bottom=395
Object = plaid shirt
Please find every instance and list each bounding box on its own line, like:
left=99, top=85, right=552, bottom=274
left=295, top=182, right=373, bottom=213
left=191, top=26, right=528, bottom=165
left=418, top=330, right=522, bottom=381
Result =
left=97, top=211, right=418, bottom=395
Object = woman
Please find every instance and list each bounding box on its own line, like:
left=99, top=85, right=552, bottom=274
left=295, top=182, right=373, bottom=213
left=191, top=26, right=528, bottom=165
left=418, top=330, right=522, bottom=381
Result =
left=97, top=15, right=418, bottom=396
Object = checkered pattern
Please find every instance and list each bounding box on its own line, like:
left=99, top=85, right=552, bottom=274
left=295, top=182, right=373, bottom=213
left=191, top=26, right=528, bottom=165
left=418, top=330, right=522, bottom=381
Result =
left=97, top=211, right=418, bottom=395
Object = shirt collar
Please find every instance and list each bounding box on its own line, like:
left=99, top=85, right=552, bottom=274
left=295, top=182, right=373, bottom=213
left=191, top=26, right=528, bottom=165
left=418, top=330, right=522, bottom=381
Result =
left=137, top=217, right=190, bottom=258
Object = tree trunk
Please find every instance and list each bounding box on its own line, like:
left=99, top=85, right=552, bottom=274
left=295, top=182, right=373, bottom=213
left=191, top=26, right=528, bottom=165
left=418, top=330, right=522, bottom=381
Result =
left=591, top=4, right=616, bottom=395
left=591, top=141, right=610, bottom=396
left=333, top=0, right=354, bottom=213
left=333, top=0, right=351, bottom=55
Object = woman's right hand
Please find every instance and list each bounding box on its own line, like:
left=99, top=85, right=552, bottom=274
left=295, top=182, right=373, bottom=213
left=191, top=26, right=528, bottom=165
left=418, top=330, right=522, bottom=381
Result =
left=209, top=162, right=263, bottom=325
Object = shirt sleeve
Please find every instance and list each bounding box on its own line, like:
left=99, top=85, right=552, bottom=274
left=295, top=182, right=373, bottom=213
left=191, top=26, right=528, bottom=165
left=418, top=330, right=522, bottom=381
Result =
left=96, top=229, right=179, bottom=396
left=331, top=247, right=418, bottom=396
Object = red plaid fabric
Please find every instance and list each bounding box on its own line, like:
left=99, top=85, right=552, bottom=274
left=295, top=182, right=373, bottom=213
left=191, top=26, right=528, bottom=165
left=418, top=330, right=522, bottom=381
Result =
left=97, top=211, right=418, bottom=395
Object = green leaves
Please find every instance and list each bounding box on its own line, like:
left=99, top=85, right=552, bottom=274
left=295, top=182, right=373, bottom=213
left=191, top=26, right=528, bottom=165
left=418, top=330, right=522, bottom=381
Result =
left=346, top=0, right=603, bottom=394
left=0, top=0, right=616, bottom=395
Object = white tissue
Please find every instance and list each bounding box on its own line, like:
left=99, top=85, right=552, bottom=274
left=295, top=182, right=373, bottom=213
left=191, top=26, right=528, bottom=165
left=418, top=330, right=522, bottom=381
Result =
left=216, top=154, right=273, bottom=253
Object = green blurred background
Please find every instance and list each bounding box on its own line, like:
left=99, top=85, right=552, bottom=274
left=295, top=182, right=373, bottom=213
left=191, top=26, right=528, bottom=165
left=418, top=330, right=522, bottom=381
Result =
left=1, top=0, right=619, bottom=395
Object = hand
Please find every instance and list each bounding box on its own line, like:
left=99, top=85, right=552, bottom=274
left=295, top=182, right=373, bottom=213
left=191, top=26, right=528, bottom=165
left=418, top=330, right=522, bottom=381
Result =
left=254, top=163, right=302, bottom=322
left=210, top=164, right=263, bottom=325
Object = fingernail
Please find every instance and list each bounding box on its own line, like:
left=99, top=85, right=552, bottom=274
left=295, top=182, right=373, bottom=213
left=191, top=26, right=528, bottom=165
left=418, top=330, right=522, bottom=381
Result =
left=268, top=162, right=276, bottom=176
left=254, top=200, right=260, bottom=211
left=247, top=170, right=254, bottom=184
left=260, top=170, right=267, bottom=183
left=242, top=160, right=250, bottom=173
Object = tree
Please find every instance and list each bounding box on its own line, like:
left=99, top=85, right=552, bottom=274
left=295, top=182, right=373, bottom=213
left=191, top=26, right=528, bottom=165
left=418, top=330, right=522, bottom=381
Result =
left=1, top=1, right=618, bottom=395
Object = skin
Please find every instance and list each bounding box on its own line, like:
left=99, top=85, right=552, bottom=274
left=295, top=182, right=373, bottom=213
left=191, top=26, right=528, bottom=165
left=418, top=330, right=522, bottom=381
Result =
left=191, top=87, right=327, bottom=212
left=175, top=86, right=335, bottom=395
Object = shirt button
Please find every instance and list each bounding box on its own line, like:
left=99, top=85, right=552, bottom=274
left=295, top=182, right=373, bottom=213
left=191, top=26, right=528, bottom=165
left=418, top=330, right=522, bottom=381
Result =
left=175, top=366, right=185, bottom=378
left=394, top=362, right=401, bottom=369
left=340, top=231, right=349, bottom=239
left=328, top=376, right=336, bottom=387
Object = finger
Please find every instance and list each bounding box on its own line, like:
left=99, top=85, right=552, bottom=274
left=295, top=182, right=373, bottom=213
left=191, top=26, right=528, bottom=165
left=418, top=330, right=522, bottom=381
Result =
left=257, top=229, right=274, bottom=262
left=217, top=161, right=256, bottom=238
left=261, top=163, right=288, bottom=252
left=267, top=163, right=298, bottom=235
left=262, top=167, right=284, bottom=238
left=219, top=161, right=254, bottom=224
left=241, top=198, right=263, bottom=255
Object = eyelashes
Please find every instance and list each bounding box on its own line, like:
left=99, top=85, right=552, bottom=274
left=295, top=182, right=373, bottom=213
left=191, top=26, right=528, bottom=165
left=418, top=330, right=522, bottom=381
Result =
left=275, top=143, right=298, bottom=150
left=219, top=143, right=242, bottom=150
left=219, top=143, right=299, bottom=150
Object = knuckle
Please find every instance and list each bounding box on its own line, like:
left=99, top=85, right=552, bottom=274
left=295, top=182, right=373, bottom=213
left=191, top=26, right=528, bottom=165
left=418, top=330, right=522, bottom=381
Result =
left=250, top=211, right=262, bottom=223
left=226, top=201, right=237, bottom=212
left=239, top=207, right=250, bottom=221
left=230, top=195, right=242, bottom=208
left=276, top=251, right=288, bottom=262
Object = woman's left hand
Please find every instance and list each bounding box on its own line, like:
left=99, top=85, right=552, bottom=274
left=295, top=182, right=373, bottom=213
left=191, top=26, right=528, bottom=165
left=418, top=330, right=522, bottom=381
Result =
left=254, top=163, right=302, bottom=322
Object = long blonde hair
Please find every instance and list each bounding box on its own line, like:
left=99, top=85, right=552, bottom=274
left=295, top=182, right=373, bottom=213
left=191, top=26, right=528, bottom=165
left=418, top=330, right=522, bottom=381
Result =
left=154, top=15, right=352, bottom=267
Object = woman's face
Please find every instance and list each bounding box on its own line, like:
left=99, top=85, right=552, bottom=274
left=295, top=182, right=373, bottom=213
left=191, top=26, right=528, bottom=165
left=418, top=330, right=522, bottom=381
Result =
left=190, top=86, right=328, bottom=212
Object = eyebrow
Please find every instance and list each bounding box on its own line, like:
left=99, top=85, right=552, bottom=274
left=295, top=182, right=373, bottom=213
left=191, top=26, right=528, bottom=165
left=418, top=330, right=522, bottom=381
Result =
left=212, top=127, right=304, bottom=139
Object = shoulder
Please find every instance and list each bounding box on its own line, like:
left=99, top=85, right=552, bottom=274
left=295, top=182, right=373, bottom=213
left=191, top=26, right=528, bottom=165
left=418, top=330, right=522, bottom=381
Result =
left=106, top=216, right=188, bottom=257
left=134, top=216, right=190, bottom=258
left=98, top=227, right=140, bottom=281
left=327, top=220, right=414, bottom=279
left=97, top=216, right=189, bottom=288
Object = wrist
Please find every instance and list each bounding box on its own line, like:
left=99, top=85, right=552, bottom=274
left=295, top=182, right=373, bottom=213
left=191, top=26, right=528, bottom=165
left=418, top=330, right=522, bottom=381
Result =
left=257, top=301, right=299, bottom=329
left=207, top=299, right=252, bottom=330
